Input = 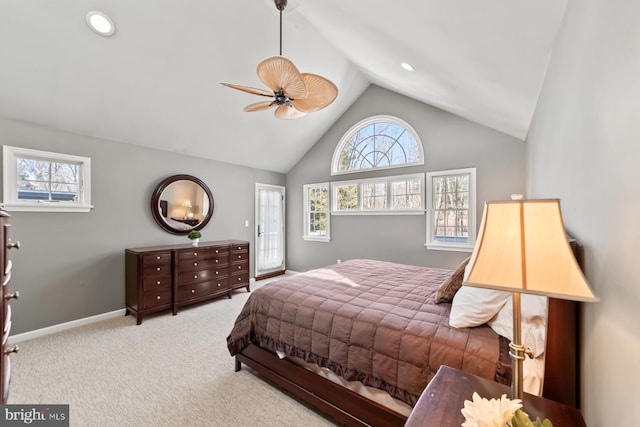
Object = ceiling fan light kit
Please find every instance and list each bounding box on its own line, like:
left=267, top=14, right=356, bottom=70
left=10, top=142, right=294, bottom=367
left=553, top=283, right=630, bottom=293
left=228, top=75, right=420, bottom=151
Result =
left=220, top=0, right=338, bottom=119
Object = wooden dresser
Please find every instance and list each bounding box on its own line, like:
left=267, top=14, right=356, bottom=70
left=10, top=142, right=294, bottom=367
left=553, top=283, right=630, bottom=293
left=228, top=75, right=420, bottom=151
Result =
left=1, top=209, right=20, bottom=403
left=125, top=240, right=250, bottom=324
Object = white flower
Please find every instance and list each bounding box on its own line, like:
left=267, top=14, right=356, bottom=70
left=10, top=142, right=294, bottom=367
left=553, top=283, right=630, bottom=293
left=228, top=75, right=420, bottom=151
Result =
left=461, top=392, right=523, bottom=427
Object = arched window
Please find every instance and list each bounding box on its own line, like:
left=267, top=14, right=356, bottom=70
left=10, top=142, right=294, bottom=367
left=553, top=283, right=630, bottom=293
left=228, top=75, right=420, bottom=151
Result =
left=331, top=115, right=424, bottom=175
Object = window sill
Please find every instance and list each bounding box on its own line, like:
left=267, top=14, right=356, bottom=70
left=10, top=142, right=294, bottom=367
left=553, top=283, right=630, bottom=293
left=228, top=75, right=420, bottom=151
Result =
left=332, top=210, right=425, bottom=216
left=302, top=236, right=331, bottom=242
left=425, top=243, right=473, bottom=253
left=2, top=202, right=94, bottom=213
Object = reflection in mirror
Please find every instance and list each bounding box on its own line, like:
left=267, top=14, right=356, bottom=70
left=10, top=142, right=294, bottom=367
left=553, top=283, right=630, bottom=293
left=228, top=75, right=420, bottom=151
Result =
left=151, top=175, right=214, bottom=235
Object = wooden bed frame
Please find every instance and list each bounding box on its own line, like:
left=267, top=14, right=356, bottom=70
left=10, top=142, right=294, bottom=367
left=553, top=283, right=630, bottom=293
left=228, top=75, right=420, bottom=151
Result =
left=234, top=296, right=580, bottom=427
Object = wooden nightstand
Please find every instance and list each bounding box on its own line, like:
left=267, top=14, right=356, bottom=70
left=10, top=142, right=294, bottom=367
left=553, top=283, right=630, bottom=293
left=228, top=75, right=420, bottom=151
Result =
left=405, top=366, right=586, bottom=427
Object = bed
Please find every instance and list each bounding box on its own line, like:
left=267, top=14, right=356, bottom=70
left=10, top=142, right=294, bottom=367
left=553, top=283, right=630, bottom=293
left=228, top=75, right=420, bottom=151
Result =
left=226, top=258, right=579, bottom=427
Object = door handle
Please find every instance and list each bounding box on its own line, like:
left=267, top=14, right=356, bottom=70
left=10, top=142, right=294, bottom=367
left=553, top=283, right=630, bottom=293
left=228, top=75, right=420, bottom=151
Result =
left=257, top=225, right=264, bottom=237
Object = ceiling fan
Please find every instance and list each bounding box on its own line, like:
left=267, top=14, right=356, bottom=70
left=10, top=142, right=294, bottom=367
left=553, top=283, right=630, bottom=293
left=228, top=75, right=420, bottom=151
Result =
left=220, top=0, right=338, bottom=119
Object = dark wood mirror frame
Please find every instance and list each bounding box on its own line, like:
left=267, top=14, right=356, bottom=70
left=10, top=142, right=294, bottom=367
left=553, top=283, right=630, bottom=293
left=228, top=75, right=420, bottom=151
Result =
left=151, top=174, right=214, bottom=235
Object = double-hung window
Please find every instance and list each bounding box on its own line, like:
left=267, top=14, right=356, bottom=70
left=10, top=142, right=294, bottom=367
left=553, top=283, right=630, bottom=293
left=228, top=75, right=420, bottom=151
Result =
left=303, top=183, right=330, bottom=241
left=426, top=168, right=476, bottom=252
left=2, top=145, right=93, bottom=212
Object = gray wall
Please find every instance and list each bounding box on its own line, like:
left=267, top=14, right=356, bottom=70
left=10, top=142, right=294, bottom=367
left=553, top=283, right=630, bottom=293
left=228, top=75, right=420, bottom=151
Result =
left=0, top=117, right=284, bottom=334
left=286, top=85, right=526, bottom=272
left=526, top=0, right=639, bottom=424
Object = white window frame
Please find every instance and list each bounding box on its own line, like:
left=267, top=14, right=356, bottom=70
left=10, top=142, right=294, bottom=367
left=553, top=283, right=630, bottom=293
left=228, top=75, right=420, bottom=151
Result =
left=303, top=183, right=331, bottom=242
left=331, top=115, right=424, bottom=176
left=2, top=145, right=93, bottom=213
left=331, top=173, right=425, bottom=215
left=425, top=168, right=476, bottom=252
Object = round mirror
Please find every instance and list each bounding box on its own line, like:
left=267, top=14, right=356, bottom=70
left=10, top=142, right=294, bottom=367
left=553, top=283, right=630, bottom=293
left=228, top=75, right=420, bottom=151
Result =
left=150, top=174, right=214, bottom=235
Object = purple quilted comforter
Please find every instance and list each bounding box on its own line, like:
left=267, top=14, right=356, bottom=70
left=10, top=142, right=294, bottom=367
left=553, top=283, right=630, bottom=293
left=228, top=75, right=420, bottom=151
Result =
left=227, top=259, right=507, bottom=406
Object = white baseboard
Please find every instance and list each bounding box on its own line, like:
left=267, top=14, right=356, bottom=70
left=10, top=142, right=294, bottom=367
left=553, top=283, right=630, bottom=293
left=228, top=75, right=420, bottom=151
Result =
left=8, top=277, right=264, bottom=345
left=8, top=309, right=127, bottom=345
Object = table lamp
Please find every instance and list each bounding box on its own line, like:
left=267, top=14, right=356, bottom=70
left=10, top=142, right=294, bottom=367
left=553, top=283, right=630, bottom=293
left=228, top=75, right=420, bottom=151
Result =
left=182, top=199, right=192, bottom=219
left=463, top=199, right=598, bottom=401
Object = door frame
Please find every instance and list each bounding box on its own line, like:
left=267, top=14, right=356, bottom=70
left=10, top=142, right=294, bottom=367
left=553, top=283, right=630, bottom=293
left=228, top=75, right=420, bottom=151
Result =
left=254, top=183, right=286, bottom=280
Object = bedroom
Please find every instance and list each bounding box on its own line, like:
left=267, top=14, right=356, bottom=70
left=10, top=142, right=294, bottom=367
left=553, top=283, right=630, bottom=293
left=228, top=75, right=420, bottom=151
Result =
left=0, top=0, right=638, bottom=426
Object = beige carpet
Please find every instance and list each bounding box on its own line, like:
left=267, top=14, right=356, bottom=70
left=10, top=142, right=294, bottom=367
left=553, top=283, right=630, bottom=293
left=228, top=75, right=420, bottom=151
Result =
left=9, top=280, right=336, bottom=426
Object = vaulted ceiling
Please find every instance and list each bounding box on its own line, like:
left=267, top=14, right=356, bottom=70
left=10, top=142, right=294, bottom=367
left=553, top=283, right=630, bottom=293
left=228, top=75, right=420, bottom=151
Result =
left=0, top=0, right=567, bottom=173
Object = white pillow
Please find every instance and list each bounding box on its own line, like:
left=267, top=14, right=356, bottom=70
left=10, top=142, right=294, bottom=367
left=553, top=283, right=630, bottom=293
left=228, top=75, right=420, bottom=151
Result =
left=488, top=294, right=548, bottom=358
left=449, top=286, right=511, bottom=328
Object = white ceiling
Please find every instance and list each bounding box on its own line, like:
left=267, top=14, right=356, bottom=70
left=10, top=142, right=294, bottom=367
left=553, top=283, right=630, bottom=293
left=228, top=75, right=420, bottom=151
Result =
left=0, top=0, right=567, bottom=173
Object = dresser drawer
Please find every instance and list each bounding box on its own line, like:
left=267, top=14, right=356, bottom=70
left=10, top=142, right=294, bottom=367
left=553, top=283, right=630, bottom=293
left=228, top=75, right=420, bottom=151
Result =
left=231, top=261, right=249, bottom=273
left=230, top=271, right=250, bottom=287
left=142, top=252, right=171, bottom=265
left=179, top=256, right=227, bottom=272
left=178, top=267, right=229, bottom=285
left=3, top=305, right=10, bottom=336
left=142, top=263, right=172, bottom=278
left=3, top=260, right=11, bottom=283
left=2, top=352, right=9, bottom=404
left=2, top=272, right=10, bottom=327
left=141, top=289, right=172, bottom=310
left=178, top=246, right=228, bottom=261
left=230, top=243, right=249, bottom=253
left=142, top=276, right=171, bottom=291
left=231, top=251, right=249, bottom=262
left=177, top=279, right=229, bottom=301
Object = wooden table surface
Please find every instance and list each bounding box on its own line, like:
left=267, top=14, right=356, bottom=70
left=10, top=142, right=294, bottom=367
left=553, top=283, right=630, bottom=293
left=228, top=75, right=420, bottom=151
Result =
left=404, top=366, right=586, bottom=427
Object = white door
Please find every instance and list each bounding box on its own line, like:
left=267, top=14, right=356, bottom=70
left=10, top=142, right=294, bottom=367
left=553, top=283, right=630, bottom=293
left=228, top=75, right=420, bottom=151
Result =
left=255, top=183, right=285, bottom=278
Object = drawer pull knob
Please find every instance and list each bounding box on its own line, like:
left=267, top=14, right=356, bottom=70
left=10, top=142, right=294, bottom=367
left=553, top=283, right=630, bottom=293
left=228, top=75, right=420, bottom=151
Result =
left=156, top=267, right=161, bottom=272
left=156, top=256, right=161, bottom=260
left=238, top=255, right=242, bottom=259
left=215, top=271, right=219, bottom=275
left=194, top=275, right=198, bottom=279
left=238, top=246, right=242, bottom=250
left=215, top=250, right=219, bottom=253
left=156, top=281, right=161, bottom=285
left=215, top=260, right=219, bottom=263
left=193, top=262, right=198, bottom=267
left=156, top=295, right=161, bottom=300
left=238, top=277, right=242, bottom=281
left=217, top=283, right=221, bottom=287
left=194, top=252, right=198, bottom=256
left=7, top=240, right=20, bottom=250
left=5, top=346, right=19, bottom=355
left=191, top=289, right=195, bottom=293
left=238, top=266, right=241, bottom=270
left=5, top=291, right=19, bottom=300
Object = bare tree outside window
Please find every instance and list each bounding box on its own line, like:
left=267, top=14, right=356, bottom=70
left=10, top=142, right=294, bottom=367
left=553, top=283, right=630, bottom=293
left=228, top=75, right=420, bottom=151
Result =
left=17, top=158, right=80, bottom=201
left=332, top=116, right=424, bottom=175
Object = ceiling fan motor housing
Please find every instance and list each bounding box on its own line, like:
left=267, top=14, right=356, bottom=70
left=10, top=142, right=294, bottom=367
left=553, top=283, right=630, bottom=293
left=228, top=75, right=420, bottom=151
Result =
left=275, top=0, right=287, bottom=11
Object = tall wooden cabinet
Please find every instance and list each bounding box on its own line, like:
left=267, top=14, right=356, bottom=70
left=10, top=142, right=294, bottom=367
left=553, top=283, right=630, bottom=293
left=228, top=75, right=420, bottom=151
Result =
left=125, top=240, right=250, bottom=325
left=1, top=209, right=20, bottom=403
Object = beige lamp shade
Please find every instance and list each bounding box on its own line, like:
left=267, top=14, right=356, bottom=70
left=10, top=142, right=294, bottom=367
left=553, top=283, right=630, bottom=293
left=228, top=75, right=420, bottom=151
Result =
left=182, top=200, right=192, bottom=208
left=465, top=199, right=598, bottom=302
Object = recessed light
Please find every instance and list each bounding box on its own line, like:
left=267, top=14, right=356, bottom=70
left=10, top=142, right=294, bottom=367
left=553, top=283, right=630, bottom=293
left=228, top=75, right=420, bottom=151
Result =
left=400, top=62, right=415, bottom=72
left=86, top=11, right=115, bottom=37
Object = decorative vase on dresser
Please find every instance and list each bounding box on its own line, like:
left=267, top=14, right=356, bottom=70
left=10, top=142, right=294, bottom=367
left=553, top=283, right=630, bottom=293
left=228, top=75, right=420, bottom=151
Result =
left=1, top=209, right=20, bottom=403
left=125, top=240, right=250, bottom=325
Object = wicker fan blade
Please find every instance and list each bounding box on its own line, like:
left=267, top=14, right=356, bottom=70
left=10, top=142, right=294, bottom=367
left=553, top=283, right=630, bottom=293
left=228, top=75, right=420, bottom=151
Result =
left=220, top=82, right=273, bottom=97
left=244, top=101, right=275, bottom=112
left=291, top=73, right=338, bottom=112
left=257, top=56, right=307, bottom=100
left=274, top=105, right=308, bottom=120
